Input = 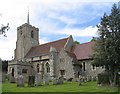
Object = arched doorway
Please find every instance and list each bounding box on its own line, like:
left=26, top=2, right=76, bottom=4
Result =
left=12, top=68, right=14, bottom=77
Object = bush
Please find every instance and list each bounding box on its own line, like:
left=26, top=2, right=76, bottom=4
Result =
left=116, top=73, right=120, bottom=86
left=97, top=72, right=110, bottom=85
left=67, top=78, right=73, bottom=81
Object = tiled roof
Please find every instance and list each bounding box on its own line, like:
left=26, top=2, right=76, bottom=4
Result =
left=25, top=38, right=68, bottom=58
left=72, top=42, right=95, bottom=60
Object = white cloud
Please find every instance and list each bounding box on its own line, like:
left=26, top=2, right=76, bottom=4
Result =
left=56, top=26, right=98, bottom=37
left=59, top=16, right=78, bottom=25
left=0, top=0, right=118, bottom=60
left=0, top=37, right=16, bottom=60
left=39, top=37, right=49, bottom=44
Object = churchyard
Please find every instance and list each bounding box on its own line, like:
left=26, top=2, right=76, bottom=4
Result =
left=2, top=74, right=118, bottom=93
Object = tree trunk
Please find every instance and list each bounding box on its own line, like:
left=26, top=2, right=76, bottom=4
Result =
left=109, top=66, right=117, bottom=86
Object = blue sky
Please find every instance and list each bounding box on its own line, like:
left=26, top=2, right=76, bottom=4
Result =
left=0, top=0, right=119, bottom=60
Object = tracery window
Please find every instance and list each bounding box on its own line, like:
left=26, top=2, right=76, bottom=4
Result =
left=31, top=30, right=34, bottom=38
left=46, top=62, right=50, bottom=73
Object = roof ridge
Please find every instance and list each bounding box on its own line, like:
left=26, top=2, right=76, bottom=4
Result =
left=33, top=37, right=68, bottom=48
left=25, top=37, right=69, bottom=58
left=76, top=41, right=94, bottom=46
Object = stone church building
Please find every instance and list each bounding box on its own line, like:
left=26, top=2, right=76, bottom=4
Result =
left=8, top=16, right=104, bottom=82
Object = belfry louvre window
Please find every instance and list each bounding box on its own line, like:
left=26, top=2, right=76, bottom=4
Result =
left=20, top=31, right=22, bottom=35
left=31, top=31, right=34, bottom=38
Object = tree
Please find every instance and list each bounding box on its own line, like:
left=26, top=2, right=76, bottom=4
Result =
left=92, top=4, right=120, bottom=86
left=0, top=58, right=2, bottom=71
left=73, top=41, right=80, bottom=45
left=2, top=60, right=8, bottom=72
left=0, top=23, right=10, bottom=37
left=91, top=37, right=97, bottom=42
left=0, top=14, right=10, bottom=37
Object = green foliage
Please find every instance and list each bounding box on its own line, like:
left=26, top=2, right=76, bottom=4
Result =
left=2, top=60, right=8, bottom=72
left=73, top=41, right=80, bottom=45
left=0, top=64, right=1, bottom=70
left=92, top=4, right=120, bottom=86
left=91, top=37, right=97, bottom=42
left=98, top=72, right=110, bottom=85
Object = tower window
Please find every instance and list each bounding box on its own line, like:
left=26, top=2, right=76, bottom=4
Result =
left=31, top=31, right=34, bottom=38
left=20, top=31, right=22, bottom=35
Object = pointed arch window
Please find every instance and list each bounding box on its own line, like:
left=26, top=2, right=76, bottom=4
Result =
left=46, top=62, right=50, bottom=73
left=37, top=64, right=39, bottom=73
left=83, top=62, right=86, bottom=71
left=31, top=30, right=34, bottom=38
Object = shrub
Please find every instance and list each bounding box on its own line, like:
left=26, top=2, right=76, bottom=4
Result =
left=67, top=78, right=73, bottom=81
left=97, top=72, right=110, bottom=85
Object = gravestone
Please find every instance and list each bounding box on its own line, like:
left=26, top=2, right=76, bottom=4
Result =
left=53, top=76, right=64, bottom=85
left=28, top=75, right=35, bottom=87
left=87, top=76, right=92, bottom=82
left=53, top=77, right=59, bottom=85
left=17, top=75, right=24, bottom=87
left=78, top=75, right=83, bottom=85
left=82, top=76, right=86, bottom=82
left=44, top=74, right=49, bottom=85
left=0, top=72, right=2, bottom=84
left=35, top=73, right=42, bottom=86
left=8, top=73, right=15, bottom=83
left=59, top=76, right=64, bottom=84
left=2, top=73, right=6, bottom=83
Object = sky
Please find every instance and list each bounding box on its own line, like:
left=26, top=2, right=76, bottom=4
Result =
left=0, top=0, right=119, bottom=60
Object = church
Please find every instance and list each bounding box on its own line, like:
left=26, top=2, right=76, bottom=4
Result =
left=8, top=14, right=104, bottom=82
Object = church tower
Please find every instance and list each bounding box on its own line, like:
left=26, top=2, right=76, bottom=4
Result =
left=14, top=11, right=39, bottom=60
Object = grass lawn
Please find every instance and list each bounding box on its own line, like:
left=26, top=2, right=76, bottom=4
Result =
left=2, top=80, right=119, bottom=92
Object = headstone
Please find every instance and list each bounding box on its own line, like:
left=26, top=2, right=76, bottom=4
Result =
left=84, top=77, right=87, bottom=82
left=44, top=74, right=49, bottom=85
left=92, top=76, right=97, bottom=81
left=53, top=77, right=59, bottom=85
left=59, top=76, right=64, bottom=84
left=17, top=75, right=24, bottom=87
left=7, top=73, right=10, bottom=80
left=28, top=75, right=35, bottom=87
left=9, top=73, right=15, bottom=83
left=2, top=73, right=6, bottom=83
left=0, top=72, right=2, bottom=84
left=35, top=73, right=42, bottom=86
left=87, top=76, right=92, bottom=82
left=82, top=76, right=86, bottom=82
left=72, top=78, right=78, bottom=82
left=24, top=75, right=28, bottom=83
left=78, top=75, right=82, bottom=85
